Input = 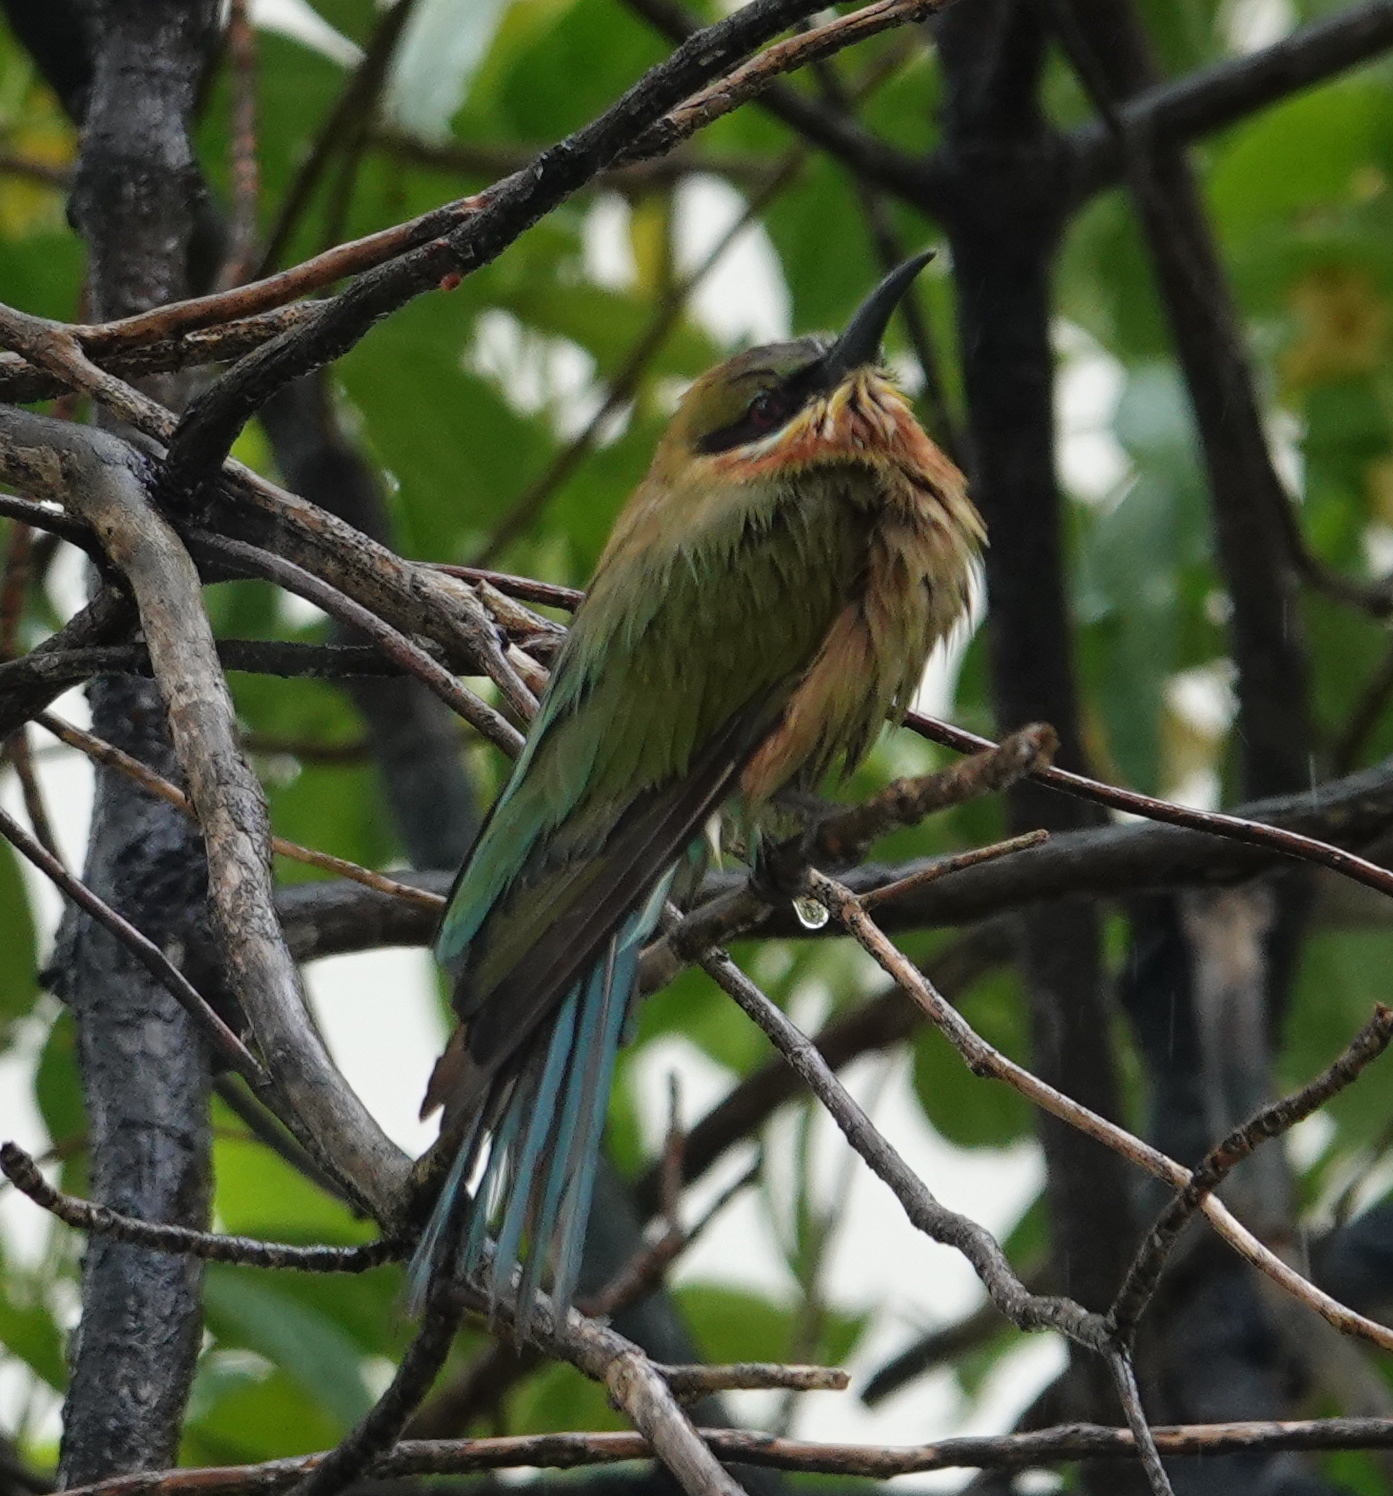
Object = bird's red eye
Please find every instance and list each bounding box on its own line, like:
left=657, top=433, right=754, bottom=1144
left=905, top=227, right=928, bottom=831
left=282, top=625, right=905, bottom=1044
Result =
left=747, top=392, right=780, bottom=429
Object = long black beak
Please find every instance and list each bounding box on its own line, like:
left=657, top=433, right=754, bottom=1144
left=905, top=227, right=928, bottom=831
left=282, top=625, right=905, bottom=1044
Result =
left=817, top=249, right=935, bottom=387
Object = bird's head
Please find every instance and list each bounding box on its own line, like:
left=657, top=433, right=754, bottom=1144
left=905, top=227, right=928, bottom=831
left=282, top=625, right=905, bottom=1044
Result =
left=651, top=249, right=940, bottom=486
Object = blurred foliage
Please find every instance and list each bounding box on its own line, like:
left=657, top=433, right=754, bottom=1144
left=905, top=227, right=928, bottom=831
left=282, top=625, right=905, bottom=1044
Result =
left=1, top=0, right=1393, bottom=1482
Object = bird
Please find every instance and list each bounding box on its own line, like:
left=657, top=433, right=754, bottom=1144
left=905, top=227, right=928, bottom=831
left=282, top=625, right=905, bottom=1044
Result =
left=411, top=250, right=983, bottom=1329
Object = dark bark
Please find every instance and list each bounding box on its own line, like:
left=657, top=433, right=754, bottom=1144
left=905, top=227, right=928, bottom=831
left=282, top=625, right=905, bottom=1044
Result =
left=43, top=0, right=222, bottom=1483
left=928, top=2, right=1137, bottom=1459
left=258, top=376, right=479, bottom=866
left=1051, top=6, right=1327, bottom=1489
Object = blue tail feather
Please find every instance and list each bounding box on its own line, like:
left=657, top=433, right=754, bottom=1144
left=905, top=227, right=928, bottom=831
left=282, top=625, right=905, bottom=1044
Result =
left=489, top=987, right=579, bottom=1309
left=516, top=956, right=608, bottom=1317
left=551, top=939, right=635, bottom=1314
left=410, top=872, right=673, bottom=1331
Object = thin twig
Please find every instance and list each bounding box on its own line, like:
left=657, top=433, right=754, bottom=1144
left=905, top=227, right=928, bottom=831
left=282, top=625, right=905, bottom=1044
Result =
left=2, top=725, right=64, bottom=865
left=218, top=0, right=261, bottom=290
left=1106, top=1351, right=1174, bottom=1496
left=48, top=1416, right=1393, bottom=1493
left=0, top=1142, right=399, bottom=1270
left=433, top=564, right=583, bottom=612
left=806, top=869, right=1393, bottom=1354
left=859, top=830, right=1048, bottom=910
left=659, top=1363, right=848, bottom=1399
left=196, top=533, right=528, bottom=755
left=630, top=0, right=939, bottom=161
left=1109, top=1005, right=1393, bottom=1340
left=815, top=722, right=1057, bottom=863
left=906, top=711, right=1393, bottom=904
left=693, top=931, right=1109, bottom=1352
left=35, top=712, right=445, bottom=911
left=0, top=803, right=265, bottom=1083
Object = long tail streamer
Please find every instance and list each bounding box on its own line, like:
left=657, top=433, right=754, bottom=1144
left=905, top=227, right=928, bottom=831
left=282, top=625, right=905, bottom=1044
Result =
left=410, top=877, right=671, bottom=1328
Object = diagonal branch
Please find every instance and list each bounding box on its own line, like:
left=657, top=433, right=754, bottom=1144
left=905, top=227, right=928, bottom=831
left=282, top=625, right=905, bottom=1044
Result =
left=1067, top=1, right=1393, bottom=200
left=0, top=802, right=264, bottom=1083
left=155, top=0, right=947, bottom=505
left=0, top=404, right=412, bottom=1224
left=804, top=869, right=1393, bottom=1354
left=1108, top=1004, right=1393, bottom=1341
left=694, top=933, right=1110, bottom=1352
left=0, top=1143, right=401, bottom=1271
left=35, top=711, right=444, bottom=911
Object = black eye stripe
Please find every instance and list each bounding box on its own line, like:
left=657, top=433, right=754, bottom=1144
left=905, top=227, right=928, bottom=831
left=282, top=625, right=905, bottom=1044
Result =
left=696, top=383, right=813, bottom=455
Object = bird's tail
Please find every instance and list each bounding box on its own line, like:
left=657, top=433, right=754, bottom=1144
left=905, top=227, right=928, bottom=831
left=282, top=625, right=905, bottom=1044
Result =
left=409, top=875, right=671, bottom=1329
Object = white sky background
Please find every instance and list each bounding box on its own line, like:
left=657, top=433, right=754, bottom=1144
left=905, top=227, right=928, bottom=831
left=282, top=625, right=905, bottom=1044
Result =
left=0, top=0, right=1269, bottom=1473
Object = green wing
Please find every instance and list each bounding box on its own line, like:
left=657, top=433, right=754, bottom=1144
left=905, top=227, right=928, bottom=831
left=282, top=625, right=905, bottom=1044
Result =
left=434, top=471, right=868, bottom=1077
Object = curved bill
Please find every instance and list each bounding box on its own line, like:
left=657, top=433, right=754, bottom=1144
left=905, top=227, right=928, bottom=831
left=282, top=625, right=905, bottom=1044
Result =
left=817, top=249, right=936, bottom=386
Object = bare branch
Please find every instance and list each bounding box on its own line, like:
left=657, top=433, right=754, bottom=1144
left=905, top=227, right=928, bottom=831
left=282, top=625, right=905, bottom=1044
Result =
left=0, top=1142, right=400, bottom=1271
left=805, top=869, right=1393, bottom=1355
left=56, top=1415, right=1393, bottom=1495
left=1105, top=1351, right=1174, bottom=1496
left=156, top=0, right=948, bottom=504
left=216, top=0, right=260, bottom=290
left=0, top=404, right=412, bottom=1223
left=659, top=1363, right=848, bottom=1399
left=907, top=711, right=1393, bottom=904
left=815, top=722, right=1057, bottom=864
left=1109, top=1004, right=1393, bottom=1340
left=0, top=800, right=265, bottom=1083
left=36, top=712, right=445, bottom=912
left=859, top=829, right=1049, bottom=910
left=692, top=931, right=1109, bottom=1352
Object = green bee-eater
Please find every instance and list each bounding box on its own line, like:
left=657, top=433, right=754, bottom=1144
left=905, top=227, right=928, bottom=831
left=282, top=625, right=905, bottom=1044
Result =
left=412, top=251, right=983, bottom=1324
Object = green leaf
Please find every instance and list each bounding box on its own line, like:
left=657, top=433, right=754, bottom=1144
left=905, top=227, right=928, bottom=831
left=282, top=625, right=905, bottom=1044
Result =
left=1284, top=931, right=1393, bottom=1143
left=203, top=1268, right=375, bottom=1428
left=674, top=1283, right=866, bottom=1370
left=1209, top=80, right=1385, bottom=249
left=34, top=1010, right=83, bottom=1162
left=485, top=0, right=664, bottom=141
left=0, top=839, right=38, bottom=1046
left=212, top=1118, right=374, bottom=1245
left=337, top=290, right=544, bottom=558
left=183, top=1363, right=342, bottom=1464
left=509, top=1359, right=627, bottom=1435
left=0, top=1277, right=65, bottom=1390
left=677, top=1283, right=795, bottom=1364
left=911, top=967, right=1031, bottom=1148
left=765, top=157, right=874, bottom=335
